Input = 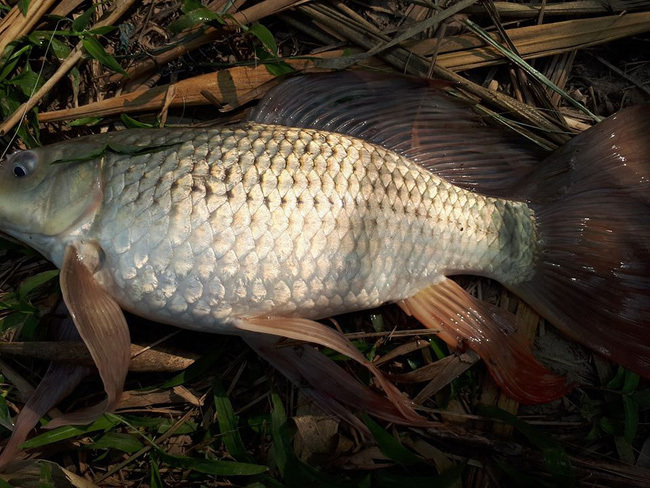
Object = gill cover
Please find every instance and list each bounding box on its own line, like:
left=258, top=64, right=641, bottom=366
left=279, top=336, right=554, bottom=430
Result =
left=0, top=144, right=102, bottom=237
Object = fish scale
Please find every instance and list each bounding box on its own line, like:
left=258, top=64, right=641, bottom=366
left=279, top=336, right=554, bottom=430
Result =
left=81, top=124, right=538, bottom=332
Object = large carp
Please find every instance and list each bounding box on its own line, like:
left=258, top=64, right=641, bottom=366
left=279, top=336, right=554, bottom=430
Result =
left=0, top=73, right=647, bottom=463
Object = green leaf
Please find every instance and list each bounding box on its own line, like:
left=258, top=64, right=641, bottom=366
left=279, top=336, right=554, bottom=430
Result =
left=120, top=113, right=155, bottom=129
left=363, top=414, right=421, bottom=466
left=270, top=393, right=289, bottom=476
left=264, top=60, right=295, bottom=77
left=599, top=416, right=619, bottom=436
left=72, top=6, right=96, bottom=33
left=0, top=394, right=13, bottom=431
left=182, top=0, right=206, bottom=13
left=214, top=382, right=249, bottom=461
left=150, top=454, right=163, bottom=488
left=119, top=415, right=196, bottom=435
left=8, top=68, right=44, bottom=97
left=622, top=370, right=640, bottom=393
left=39, top=461, right=54, bottom=488
left=623, top=396, right=639, bottom=443
left=21, top=416, right=118, bottom=449
left=607, top=366, right=625, bottom=389
left=429, top=337, right=448, bottom=360
left=479, top=406, right=575, bottom=487
left=18, top=269, right=59, bottom=299
left=1, top=311, right=39, bottom=334
left=156, top=449, right=268, bottom=476
left=49, top=37, right=71, bottom=59
left=18, top=0, right=31, bottom=16
left=249, top=23, right=277, bottom=54
left=82, top=36, right=127, bottom=75
left=169, top=8, right=220, bottom=34
left=0, top=45, right=31, bottom=80
left=88, top=432, right=144, bottom=453
left=68, top=116, right=103, bottom=126
left=88, top=26, right=117, bottom=36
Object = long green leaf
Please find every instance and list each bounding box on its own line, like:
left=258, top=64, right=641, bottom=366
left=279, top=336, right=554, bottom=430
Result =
left=150, top=453, right=163, bottom=488
left=21, top=416, right=118, bottom=449
left=214, top=382, right=249, bottom=461
left=169, top=8, right=220, bottom=33
left=72, top=6, right=96, bottom=33
left=18, top=0, right=30, bottom=16
left=18, top=269, right=59, bottom=298
left=623, top=396, right=639, bottom=443
left=82, top=36, right=127, bottom=75
left=249, top=23, right=277, bottom=54
left=156, top=449, right=268, bottom=476
left=88, top=432, right=144, bottom=453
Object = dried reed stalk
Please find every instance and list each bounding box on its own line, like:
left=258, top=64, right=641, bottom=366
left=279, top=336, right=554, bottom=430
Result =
left=409, top=12, right=650, bottom=70
left=0, top=0, right=57, bottom=54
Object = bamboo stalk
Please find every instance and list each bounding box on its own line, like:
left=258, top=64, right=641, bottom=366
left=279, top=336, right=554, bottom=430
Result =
left=0, top=0, right=57, bottom=54
left=39, top=59, right=324, bottom=122
left=0, top=341, right=197, bottom=372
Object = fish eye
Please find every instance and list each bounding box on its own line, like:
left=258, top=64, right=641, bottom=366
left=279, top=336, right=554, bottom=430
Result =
left=13, top=163, right=27, bottom=178
left=9, top=151, right=37, bottom=178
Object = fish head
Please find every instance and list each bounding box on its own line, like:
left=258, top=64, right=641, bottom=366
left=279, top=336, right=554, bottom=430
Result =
left=0, top=143, right=102, bottom=241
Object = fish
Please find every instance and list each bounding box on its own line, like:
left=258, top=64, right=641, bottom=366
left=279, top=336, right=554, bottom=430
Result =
left=0, top=72, right=648, bottom=464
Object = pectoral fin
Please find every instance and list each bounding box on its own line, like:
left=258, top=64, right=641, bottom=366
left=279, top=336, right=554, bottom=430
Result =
left=397, top=279, right=570, bottom=404
left=235, top=316, right=428, bottom=425
left=46, top=245, right=131, bottom=428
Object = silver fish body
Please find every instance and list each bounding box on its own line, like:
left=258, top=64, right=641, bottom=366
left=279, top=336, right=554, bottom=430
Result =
left=6, top=124, right=536, bottom=332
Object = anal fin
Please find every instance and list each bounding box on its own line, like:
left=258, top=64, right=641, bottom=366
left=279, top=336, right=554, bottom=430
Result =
left=397, top=278, right=570, bottom=405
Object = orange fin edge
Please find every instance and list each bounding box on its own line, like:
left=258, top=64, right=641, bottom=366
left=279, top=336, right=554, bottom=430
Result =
left=397, top=279, right=572, bottom=405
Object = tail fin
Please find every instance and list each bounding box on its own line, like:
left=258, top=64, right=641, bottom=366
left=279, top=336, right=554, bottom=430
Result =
left=512, top=105, right=650, bottom=376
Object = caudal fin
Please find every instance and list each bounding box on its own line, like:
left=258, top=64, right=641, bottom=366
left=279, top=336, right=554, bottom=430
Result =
left=512, top=105, right=650, bottom=376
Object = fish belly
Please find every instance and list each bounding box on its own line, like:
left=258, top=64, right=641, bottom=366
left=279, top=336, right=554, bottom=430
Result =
left=91, top=125, right=537, bottom=332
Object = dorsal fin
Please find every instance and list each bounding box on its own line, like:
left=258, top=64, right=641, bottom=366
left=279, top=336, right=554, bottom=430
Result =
left=248, top=71, right=546, bottom=198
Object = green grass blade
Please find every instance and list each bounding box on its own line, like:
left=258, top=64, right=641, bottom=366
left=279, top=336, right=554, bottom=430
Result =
left=155, top=449, right=268, bottom=476
left=21, top=416, right=118, bottom=449
left=214, top=381, right=250, bottom=461
left=18, top=269, right=59, bottom=299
